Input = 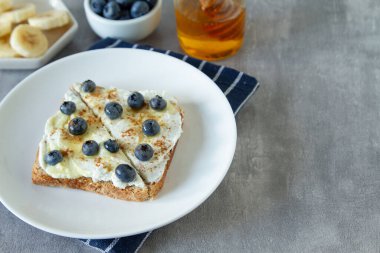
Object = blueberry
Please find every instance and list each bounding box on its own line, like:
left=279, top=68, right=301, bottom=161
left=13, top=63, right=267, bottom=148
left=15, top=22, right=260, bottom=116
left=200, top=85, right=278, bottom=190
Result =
left=116, top=0, right=134, bottom=8
left=82, top=80, right=96, bottom=93
left=118, top=10, right=131, bottom=20
left=130, top=1, right=150, bottom=18
left=60, top=101, right=76, bottom=115
left=142, top=119, right=160, bottom=136
left=104, top=139, right=119, bottom=153
left=82, top=140, right=100, bottom=156
left=44, top=150, right=63, bottom=166
left=68, top=117, right=88, bottom=135
left=134, top=143, right=154, bottom=161
left=90, top=0, right=106, bottom=15
left=145, top=0, right=157, bottom=8
left=115, top=164, right=136, bottom=182
left=105, top=102, right=123, bottom=119
left=127, top=92, right=144, bottom=109
left=103, top=1, right=121, bottom=19
left=149, top=95, right=167, bottom=111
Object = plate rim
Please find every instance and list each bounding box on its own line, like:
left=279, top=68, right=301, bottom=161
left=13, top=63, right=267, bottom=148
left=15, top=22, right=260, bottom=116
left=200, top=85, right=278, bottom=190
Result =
left=0, top=48, right=237, bottom=238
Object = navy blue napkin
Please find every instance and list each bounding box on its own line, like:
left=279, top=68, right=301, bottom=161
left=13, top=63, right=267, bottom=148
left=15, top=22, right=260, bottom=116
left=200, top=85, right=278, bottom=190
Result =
left=80, top=38, right=260, bottom=253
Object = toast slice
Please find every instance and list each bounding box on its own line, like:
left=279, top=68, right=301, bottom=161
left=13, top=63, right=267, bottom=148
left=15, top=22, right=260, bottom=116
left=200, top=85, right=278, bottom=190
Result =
left=73, top=83, right=184, bottom=198
left=33, top=89, right=149, bottom=201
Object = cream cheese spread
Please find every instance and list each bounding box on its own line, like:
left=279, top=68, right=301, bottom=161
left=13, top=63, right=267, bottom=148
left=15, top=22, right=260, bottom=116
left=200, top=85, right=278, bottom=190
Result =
left=38, top=89, right=145, bottom=189
left=73, top=83, right=183, bottom=183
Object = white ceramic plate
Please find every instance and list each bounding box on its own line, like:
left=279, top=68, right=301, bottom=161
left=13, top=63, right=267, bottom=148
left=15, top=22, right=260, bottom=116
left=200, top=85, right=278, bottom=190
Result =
left=0, top=0, right=78, bottom=69
left=0, top=49, right=236, bottom=239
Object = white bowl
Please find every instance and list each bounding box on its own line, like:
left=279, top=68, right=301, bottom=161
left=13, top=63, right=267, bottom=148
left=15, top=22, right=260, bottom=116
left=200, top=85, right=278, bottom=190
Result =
left=84, top=0, right=162, bottom=42
left=0, top=0, right=78, bottom=70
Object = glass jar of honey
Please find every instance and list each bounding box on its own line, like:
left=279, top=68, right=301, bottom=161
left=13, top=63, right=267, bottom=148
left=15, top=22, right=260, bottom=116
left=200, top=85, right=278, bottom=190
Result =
left=174, top=0, right=245, bottom=61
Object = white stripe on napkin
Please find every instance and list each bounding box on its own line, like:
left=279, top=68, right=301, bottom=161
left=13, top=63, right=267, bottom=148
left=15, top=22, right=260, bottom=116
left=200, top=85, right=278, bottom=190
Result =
left=224, top=71, right=243, bottom=95
left=106, top=39, right=122, bottom=48
left=105, top=238, right=120, bottom=252
left=212, top=66, right=225, bottom=81
left=198, top=60, right=206, bottom=70
left=234, top=82, right=260, bottom=115
left=134, top=231, right=152, bottom=253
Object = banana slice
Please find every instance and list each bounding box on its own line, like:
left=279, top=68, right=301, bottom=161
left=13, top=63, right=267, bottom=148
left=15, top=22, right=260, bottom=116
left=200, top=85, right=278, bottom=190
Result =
left=2, top=3, right=36, bottom=24
left=0, top=36, right=18, bottom=58
left=0, top=17, right=11, bottom=37
left=10, top=24, right=48, bottom=58
left=28, top=10, right=70, bottom=30
left=0, top=0, right=12, bottom=14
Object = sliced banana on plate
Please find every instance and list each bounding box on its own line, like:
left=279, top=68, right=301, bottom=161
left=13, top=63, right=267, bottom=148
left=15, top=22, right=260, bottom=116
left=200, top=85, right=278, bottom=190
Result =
left=10, top=24, right=48, bottom=58
left=0, top=17, right=11, bottom=37
left=28, top=10, right=69, bottom=30
left=0, top=0, right=12, bottom=14
left=0, top=36, right=18, bottom=58
left=2, top=3, right=36, bottom=24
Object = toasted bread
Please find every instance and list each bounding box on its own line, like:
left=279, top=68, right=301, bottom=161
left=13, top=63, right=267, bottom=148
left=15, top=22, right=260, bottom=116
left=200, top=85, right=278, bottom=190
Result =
left=33, top=84, right=183, bottom=201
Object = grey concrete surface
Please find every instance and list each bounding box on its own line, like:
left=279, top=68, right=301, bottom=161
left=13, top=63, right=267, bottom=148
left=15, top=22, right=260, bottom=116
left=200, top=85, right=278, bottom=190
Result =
left=1, top=0, right=379, bottom=252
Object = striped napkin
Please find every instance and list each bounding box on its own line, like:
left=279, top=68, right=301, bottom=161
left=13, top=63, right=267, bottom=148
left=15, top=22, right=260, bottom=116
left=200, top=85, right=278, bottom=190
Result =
left=79, top=38, right=260, bottom=253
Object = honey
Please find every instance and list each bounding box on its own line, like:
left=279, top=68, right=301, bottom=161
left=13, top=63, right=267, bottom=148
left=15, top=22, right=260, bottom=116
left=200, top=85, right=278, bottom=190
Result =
left=174, top=0, right=245, bottom=60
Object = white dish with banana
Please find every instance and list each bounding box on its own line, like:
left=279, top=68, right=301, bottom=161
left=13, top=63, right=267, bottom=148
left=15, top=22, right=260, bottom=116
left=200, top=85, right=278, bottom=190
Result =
left=0, top=0, right=78, bottom=69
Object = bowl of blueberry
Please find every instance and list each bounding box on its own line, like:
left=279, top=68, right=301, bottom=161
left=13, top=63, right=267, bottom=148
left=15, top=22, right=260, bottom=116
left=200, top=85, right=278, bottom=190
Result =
left=84, top=0, right=162, bottom=41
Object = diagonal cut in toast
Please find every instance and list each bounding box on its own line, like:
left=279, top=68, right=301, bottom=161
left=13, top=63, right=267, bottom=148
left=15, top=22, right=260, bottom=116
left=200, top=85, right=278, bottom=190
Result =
left=32, top=82, right=183, bottom=201
left=73, top=84, right=184, bottom=197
